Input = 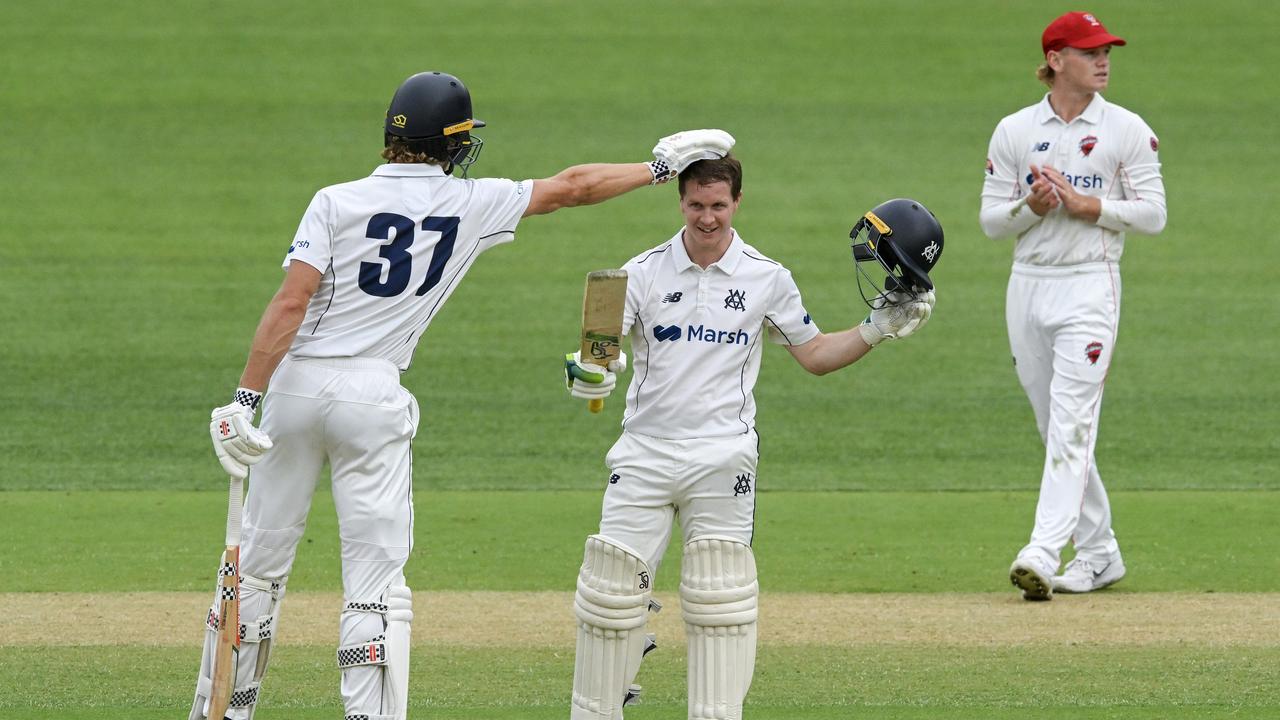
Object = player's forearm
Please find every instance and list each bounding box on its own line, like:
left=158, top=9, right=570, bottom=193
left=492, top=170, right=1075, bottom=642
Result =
left=553, top=163, right=653, bottom=207
left=979, top=198, right=1042, bottom=239
left=238, top=294, right=309, bottom=391
left=791, top=329, right=874, bottom=376
left=1097, top=196, right=1166, bottom=235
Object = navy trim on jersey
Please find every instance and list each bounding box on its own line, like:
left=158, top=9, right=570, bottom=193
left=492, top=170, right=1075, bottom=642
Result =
left=309, top=260, right=338, bottom=334
left=478, top=228, right=515, bottom=242
left=741, top=250, right=779, bottom=267
left=734, top=330, right=762, bottom=433
left=633, top=244, right=672, bottom=265
left=763, top=315, right=793, bottom=345
left=622, top=313, right=651, bottom=433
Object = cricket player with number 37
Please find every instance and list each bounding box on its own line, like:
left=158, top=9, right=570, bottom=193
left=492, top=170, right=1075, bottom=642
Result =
left=981, top=13, right=1167, bottom=601
left=190, top=69, right=734, bottom=720
left=563, top=154, right=944, bottom=719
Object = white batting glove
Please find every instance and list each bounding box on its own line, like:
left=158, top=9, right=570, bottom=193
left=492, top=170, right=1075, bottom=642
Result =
left=649, top=129, right=736, bottom=184
left=209, top=388, right=274, bottom=480
left=564, top=351, right=626, bottom=400
left=858, top=289, right=936, bottom=347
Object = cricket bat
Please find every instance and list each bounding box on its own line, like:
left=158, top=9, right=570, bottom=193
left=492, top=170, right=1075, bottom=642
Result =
left=579, top=269, right=628, bottom=413
left=207, top=474, right=243, bottom=719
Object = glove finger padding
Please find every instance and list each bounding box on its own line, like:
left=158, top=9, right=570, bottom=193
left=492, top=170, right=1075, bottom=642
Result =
left=210, top=401, right=274, bottom=476
left=209, top=428, right=249, bottom=480
left=607, top=351, right=628, bottom=375
left=652, top=129, right=736, bottom=175
left=565, top=352, right=618, bottom=400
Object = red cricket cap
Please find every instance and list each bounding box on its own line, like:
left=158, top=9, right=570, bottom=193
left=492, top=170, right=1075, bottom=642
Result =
left=1042, top=12, right=1126, bottom=55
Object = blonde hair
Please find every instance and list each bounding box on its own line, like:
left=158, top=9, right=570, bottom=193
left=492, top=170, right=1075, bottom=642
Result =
left=380, top=138, right=450, bottom=166
left=1036, top=61, right=1055, bottom=88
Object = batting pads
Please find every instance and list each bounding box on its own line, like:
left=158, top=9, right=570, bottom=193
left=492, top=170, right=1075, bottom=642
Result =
left=572, top=535, right=654, bottom=720
left=337, top=582, right=413, bottom=720
left=681, top=536, right=758, bottom=720
left=190, top=573, right=285, bottom=720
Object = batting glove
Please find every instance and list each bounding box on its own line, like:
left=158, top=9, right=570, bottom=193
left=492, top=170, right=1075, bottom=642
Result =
left=649, top=129, right=736, bottom=184
left=858, top=289, right=936, bottom=347
left=209, top=388, right=274, bottom=480
left=564, top=351, right=627, bottom=400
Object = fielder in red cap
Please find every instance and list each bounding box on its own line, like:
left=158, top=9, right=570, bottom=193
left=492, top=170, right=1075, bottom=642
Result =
left=979, top=12, right=1167, bottom=602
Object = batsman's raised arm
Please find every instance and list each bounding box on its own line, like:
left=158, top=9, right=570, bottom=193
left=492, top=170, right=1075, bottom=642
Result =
left=522, top=129, right=734, bottom=216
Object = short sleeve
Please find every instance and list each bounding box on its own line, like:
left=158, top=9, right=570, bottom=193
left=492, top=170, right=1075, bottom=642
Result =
left=764, top=268, right=820, bottom=346
left=283, top=190, right=333, bottom=273
left=469, top=177, right=534, bottom=250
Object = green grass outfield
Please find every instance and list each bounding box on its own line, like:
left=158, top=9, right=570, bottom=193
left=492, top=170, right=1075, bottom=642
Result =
left=2, top=0, right=1277, bottom=718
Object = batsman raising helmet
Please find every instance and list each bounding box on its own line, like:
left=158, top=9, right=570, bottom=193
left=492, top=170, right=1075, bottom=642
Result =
left=562, top=156, right=943, bottom=720
left=188, top=69, right=734, bottom=720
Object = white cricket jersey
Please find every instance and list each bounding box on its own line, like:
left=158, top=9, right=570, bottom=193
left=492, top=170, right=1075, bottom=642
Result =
left=283, top=163, right=532, bottom=370
left=980, top=93, right=1166, bottom=266
left=619, top=230, right=819, bottom=439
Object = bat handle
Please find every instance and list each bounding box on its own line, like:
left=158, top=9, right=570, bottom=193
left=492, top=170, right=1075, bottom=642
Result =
left=588, top=398, right=604, bottom=413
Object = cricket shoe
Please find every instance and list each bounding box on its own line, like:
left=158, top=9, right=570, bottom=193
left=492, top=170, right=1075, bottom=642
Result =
left=1009, top=555, right=1057, bottom=601
left=1053, top=556, right=1126, bottom=593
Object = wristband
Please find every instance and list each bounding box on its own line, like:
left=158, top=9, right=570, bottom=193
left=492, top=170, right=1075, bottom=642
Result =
left=233, top=387, right=263, bottom=410
left=648, top=159, right=674, bottom=185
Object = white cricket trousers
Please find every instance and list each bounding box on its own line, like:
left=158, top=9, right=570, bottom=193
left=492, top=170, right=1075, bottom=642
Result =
left=1007, top=262, right=1122, bottom=568
left=598, top=430, right=759, bottom=573
left=242, top=355, right=418, bottom=714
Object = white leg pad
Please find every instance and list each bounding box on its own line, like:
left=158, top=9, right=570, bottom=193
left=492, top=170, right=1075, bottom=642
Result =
left=571, top=535, right=653, bottom=720
left=681, top=536, right=758, bottom=720
left=189, top=573, right=286, bottom=720
left=338, top=583, right=412, bottom=720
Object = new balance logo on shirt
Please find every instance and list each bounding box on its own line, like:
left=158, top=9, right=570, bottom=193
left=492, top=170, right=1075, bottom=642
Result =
left=662, top=292, right=683, bottom=303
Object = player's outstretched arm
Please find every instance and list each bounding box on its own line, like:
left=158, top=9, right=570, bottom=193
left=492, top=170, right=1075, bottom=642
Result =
left=523, top=129, right=734, bottom=217
left=787, top=290, right=936, bottom=375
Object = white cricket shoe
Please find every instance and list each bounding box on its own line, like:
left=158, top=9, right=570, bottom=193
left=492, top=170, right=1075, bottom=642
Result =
left=1053, top=556, right=1126, bottom=593
left=1009, top=555, right=1057, bottom=601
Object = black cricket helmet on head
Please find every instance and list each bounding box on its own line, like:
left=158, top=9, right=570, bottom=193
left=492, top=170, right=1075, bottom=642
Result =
left=849, top=198, right=944, bottom=307
left=385, top=71, right=485, bottom=176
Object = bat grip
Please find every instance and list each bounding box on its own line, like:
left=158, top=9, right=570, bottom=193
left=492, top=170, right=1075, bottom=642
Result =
left=226, top=475, right=243, bottom=546
left=588, top=398, right=604, bottom=413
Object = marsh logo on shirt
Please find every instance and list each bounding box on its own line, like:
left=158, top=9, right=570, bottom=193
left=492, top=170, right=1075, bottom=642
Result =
left=1026, top=171, right=1104, bottom=189
left=653, top=323, right=749, bottom=345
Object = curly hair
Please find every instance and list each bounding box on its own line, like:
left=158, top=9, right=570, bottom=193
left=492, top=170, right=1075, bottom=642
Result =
left=380, top=137, right=452, bottom=166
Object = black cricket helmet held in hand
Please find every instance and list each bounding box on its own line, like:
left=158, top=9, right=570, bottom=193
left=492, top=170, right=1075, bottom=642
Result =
left=850, top=198, right=944, bottom=307
left=385, top=71, right=485, bottom=176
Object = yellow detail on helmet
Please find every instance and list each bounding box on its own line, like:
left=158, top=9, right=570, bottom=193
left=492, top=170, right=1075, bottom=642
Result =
left=442, top=119, right=475, bottom=136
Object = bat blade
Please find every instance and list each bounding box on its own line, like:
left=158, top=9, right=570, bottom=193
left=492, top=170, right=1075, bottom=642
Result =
left=579, top=269, right=628, bottom=413
left=207, top=546, right=240, bottom=719
left=207, top=476, right=244, bottom=719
